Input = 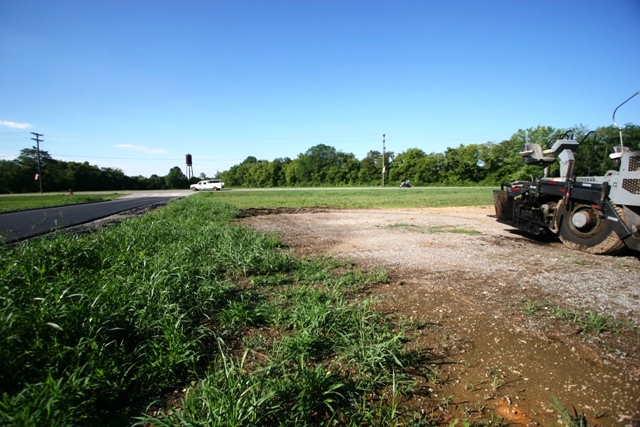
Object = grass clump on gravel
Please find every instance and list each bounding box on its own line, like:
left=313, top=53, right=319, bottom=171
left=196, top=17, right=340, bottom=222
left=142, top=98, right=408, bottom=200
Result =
left=1, top=197, right=436, bottom=426
left=523, top=300, right=631, bottom=335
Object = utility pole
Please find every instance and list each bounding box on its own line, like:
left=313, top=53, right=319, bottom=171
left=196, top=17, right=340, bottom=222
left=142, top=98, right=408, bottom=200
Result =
left=381, top=134, right=386, bottom=187
left=31, top=132, right=43, bottom=193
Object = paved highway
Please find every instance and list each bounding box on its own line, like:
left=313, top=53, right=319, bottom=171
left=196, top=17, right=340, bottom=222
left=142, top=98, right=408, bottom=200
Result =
left=0, top=192, right=188, bottom=244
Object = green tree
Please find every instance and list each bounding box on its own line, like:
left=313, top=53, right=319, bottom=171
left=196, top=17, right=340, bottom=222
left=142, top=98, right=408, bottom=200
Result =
left=573, top=124, right=640, bottom=176
left=326, top=152, right=359, bottom=185
left=476, top=141, right=511, bottom=185
left=441, top=144, right=489, bottom=185
left=0, top=160, right=24, bottom=193
left=220, top=156, right=258, bottom=187
left=244, top=160, right=274, bottom=187
left=100, top=167, right=128, bottom=190
left=288, top=144, right=362, bottom=186
left=16, top=147, right=53, bottom=171
left=244, top=157, right=292, bottom=187
left=358, top=150, right=382, bottom=185
left=147, top=174, right=164, bottom=190
left=283, top=160, right=302, bottom=186
left=271, top=157, right=291, bottom=187
left=16, top=147, right=58, bottom=192
left=61, top=161, right=101, bottom=191
left=294, top=144, right=339, bottom=185
left=388, top=148, right=426, bottom=185
left=419, top=152, right=446, bottom=185
left=165, top=166, right=187, bottom=189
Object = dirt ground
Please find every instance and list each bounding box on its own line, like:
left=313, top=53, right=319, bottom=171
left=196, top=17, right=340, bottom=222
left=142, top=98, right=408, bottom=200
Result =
left=240, top=206, right=640, bottom=427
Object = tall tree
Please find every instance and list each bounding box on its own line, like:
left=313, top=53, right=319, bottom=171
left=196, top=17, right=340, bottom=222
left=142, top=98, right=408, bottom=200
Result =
left=388, top=148, right=426, bottom=185
left=165, top=166, right=187, bottom=189
left=221, top=156, right=259, bottom=186
left=0, top=160, right=24, bottom=193
left=441, top=144, right=488, bottom=185
left=358, top=150, right=382, bottom=185
left=16, top=147, right=57, bottom=191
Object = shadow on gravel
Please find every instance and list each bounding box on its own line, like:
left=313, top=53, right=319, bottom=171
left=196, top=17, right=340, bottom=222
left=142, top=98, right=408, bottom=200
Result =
left=239, top=207, right=329, bottom=217
left=506, top=229, right=560, bottom=244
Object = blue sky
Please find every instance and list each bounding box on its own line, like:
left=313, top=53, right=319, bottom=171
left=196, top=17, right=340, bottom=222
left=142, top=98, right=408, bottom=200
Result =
left=1, top=0, right=639, bottom=178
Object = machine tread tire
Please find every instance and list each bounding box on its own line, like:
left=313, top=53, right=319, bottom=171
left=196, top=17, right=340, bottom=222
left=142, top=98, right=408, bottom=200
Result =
left=559, top=202, right=626, bottom=255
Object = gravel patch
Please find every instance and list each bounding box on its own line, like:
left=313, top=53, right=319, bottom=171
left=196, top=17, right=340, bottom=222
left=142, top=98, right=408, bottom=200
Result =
left=241, top=206, right=640, bottom=425
left=243, top=207, right=640, bottom=324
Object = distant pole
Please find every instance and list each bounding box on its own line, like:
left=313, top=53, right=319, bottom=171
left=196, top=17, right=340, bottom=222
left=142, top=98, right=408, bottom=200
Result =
left=381, top=134, right=386, bottom=187
left=31, top=132, right=44, bottom=193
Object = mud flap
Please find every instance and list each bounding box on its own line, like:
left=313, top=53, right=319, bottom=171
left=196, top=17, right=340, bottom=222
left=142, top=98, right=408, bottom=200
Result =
left=493, top=190, right=512, bottom=221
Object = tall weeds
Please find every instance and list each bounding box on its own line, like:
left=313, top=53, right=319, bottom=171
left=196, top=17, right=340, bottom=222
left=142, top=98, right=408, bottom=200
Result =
left=1, top=196, right=420, bottom=426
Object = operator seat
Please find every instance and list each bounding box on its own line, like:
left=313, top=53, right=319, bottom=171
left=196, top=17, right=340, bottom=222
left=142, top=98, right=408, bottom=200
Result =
left=609, top=145, right=630, bottom=160
left=519, top=143, right=555, bottom=166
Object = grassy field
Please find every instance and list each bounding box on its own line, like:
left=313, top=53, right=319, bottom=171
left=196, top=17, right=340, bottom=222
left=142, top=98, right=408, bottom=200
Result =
left=0, top=194, right=121, bottom=213
left=0, top=189, right=504, bottom=426
left=212, top=186, right=497, bottom=209
left=0, top=187, right=497, bottom=213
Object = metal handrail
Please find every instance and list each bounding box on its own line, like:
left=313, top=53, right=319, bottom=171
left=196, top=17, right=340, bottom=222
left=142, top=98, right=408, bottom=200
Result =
left=612, top=91, right=640, bottom=149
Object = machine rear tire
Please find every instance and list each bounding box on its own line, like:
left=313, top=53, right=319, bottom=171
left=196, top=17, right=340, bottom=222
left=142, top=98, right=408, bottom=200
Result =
left=558, top=203, right=626, bottom=254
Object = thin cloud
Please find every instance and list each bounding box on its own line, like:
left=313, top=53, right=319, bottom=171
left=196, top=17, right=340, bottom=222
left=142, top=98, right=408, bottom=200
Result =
left=117, top=144, right=167, bottom=154
left=0, top=120, right=32, bottom=129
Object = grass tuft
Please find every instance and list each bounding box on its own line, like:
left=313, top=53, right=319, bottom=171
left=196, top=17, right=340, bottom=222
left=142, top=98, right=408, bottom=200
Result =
left=428, top=225, right=481, bottom=235
left=552, top=395, right=589, bottom=427
left=523, top=300, right=629, bottom=334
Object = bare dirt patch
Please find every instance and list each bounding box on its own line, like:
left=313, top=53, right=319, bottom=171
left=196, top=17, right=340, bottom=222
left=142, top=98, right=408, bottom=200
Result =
left=241, top=206, right=640, bottom=426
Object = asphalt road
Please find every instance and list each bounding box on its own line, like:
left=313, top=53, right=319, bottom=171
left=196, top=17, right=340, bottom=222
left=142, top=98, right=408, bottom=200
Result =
left=0, top=194, right=185, bottom=244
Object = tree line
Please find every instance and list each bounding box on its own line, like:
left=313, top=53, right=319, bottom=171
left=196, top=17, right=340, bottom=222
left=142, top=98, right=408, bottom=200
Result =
left=0, top=148, right=199, bottom=194
left=220, top=124, right=639, bottom=187
left=1, top=124, right=637, bottom=193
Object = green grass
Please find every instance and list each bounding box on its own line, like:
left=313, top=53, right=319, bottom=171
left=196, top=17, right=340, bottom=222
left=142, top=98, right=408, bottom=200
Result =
left=0, top=187, right=496, bottom=213
left=551, top=396, right=588, bottom=427
left=0, top=194, right=121, bottom=213
left=1, top=197, right=447, bottom=426
left=211, top=186, right=496, bottom=209
left=428, top=225, right=481, bottom=235
left=0, top=189, right=512, bottom=426
left=384, top=223, right=481, bottom=235
left=386, top=222, right=420, bottom=229
left=523, top=300, right=629, bottom=334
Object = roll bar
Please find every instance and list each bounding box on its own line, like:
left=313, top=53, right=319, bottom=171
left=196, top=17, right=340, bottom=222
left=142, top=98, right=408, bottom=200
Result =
left=612, top=91, right=640, bottom=149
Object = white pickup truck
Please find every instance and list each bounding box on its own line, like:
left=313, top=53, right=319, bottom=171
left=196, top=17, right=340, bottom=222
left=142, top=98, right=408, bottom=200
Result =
left=190, top=179, right=225, bottom=191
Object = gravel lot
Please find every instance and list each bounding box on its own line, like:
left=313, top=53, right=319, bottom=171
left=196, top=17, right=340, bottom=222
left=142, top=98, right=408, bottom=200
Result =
left=241, top=206, right=640, bottom=426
